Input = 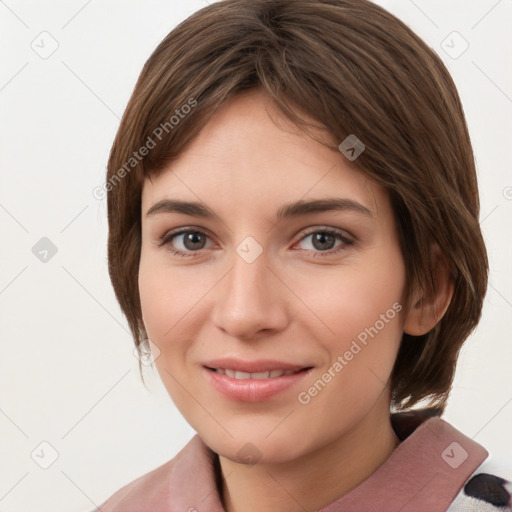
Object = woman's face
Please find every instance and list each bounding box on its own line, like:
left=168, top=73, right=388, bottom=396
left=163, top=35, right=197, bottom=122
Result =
left=139, top=89, right=408, bottom=463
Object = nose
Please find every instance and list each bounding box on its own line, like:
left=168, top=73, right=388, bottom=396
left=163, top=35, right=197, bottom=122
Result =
left=211, top=247, right=289, bottom=341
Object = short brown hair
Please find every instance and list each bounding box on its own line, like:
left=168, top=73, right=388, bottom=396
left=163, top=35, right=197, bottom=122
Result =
left=106, top=0, right=488, bottom=412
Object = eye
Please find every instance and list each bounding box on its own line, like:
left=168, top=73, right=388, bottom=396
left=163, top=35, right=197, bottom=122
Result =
left=157, top=227, right=354, bottom=259
left=158, top=229, right=214, bottom=258
left=295, top=228, right=353, bottom=257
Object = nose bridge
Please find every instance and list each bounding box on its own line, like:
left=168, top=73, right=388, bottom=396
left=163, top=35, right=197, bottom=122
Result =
left=212, top=239, right=287, bottom=338
left=226, top=242, right=271, bottom=309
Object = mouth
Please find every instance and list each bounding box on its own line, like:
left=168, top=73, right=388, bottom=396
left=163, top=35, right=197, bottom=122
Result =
left=204, top=367, right=312, bottom=379
left=202, top=359, right=314, bottom=402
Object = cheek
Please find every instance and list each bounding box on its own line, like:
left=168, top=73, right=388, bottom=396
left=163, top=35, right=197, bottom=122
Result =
left=138, top=262, right=199, bottom=405
left=138, top=251, right=196, bottom=340
left=138, top=266, right=170, bottom=341
left=293, top=253, right=405, bottom=387
left=137, top=253, right=190, bottom=354
left=138, top=256, right=212, bottom=378
left=292, top=257, right=405, bottom=340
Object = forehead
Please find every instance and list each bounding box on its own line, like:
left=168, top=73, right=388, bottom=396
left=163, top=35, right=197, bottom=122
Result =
left=141, top=90, right=388, bottom=222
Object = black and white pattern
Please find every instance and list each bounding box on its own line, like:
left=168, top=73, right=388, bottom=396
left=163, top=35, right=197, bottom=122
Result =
left=447, top=455, right=512, bottom=511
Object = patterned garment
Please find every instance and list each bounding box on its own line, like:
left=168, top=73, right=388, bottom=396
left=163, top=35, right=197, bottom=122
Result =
left=446, top=457, right=512, bottom=511
left=95, top=409, right=511, bottom=511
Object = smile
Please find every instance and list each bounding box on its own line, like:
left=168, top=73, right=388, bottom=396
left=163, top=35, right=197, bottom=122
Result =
left=203, top=365, right=314, bottom=402
left=208, top=368, right=302, bottom=379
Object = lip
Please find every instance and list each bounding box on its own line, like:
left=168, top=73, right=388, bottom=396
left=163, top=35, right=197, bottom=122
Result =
left=202, top=358, right=314, bottom=402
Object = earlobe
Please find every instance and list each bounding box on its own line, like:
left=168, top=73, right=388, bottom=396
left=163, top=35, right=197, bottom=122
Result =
left=404, top=244, right=455, bottom=336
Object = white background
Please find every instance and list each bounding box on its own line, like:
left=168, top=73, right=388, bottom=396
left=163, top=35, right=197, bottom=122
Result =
left=0, top=0, right=511, bottom=510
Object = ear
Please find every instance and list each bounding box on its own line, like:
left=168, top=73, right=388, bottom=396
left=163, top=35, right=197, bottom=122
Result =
left=404, top=244, right=455, bottom=336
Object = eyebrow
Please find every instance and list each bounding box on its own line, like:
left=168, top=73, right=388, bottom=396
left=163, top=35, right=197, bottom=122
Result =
left=145, top=197, right=373, bottom=220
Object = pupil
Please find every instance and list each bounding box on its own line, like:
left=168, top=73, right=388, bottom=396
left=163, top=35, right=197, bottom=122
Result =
left=313, top=232, right=334, bottom=250
left=185, top=232, right=204, bottom=250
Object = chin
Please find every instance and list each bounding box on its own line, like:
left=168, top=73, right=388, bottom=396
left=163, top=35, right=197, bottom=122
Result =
left=198, top=425, right=311, bottom=466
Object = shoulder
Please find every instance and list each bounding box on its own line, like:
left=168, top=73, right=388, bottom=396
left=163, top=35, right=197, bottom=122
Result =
left=92, top=434, right=208, bottom=512
left=93, top=455, right=177, bottom=512
left=446, top=452, right=512, bottom=511
left=392, top=410, right=511, bottom=511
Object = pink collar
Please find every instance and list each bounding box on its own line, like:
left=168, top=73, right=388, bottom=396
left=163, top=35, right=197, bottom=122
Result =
left=104, top=413, right=488, bottom=512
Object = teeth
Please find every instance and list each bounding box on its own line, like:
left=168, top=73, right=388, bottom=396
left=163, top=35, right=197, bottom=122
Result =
left=251, top=371, right=271, bottom=379
left=215, top=368, right=297, bottom=379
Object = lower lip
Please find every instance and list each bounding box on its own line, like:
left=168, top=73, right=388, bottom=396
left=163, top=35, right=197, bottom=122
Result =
left=203, top=367, right=313, bottom=402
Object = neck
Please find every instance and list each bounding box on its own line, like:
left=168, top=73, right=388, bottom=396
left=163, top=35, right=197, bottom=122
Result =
left=218, top=403, right=400, bottom=512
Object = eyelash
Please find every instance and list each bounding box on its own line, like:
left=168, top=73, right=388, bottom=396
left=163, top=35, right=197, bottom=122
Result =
left=157, top=227, right=354, bottom=259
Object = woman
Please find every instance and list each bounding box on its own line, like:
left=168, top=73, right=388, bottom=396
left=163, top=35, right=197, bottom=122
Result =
left=97, top=0, right=510, bottom=510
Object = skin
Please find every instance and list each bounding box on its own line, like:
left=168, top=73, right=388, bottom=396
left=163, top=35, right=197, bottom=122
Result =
left=138, top=88, right=454, bottom=512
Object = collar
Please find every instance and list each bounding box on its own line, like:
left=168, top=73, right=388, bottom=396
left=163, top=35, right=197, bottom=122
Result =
left=106, top=411, right=488, bottom=512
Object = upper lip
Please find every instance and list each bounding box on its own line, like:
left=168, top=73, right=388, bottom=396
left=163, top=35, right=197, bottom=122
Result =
left=203, top=357, right=312, bottom=373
